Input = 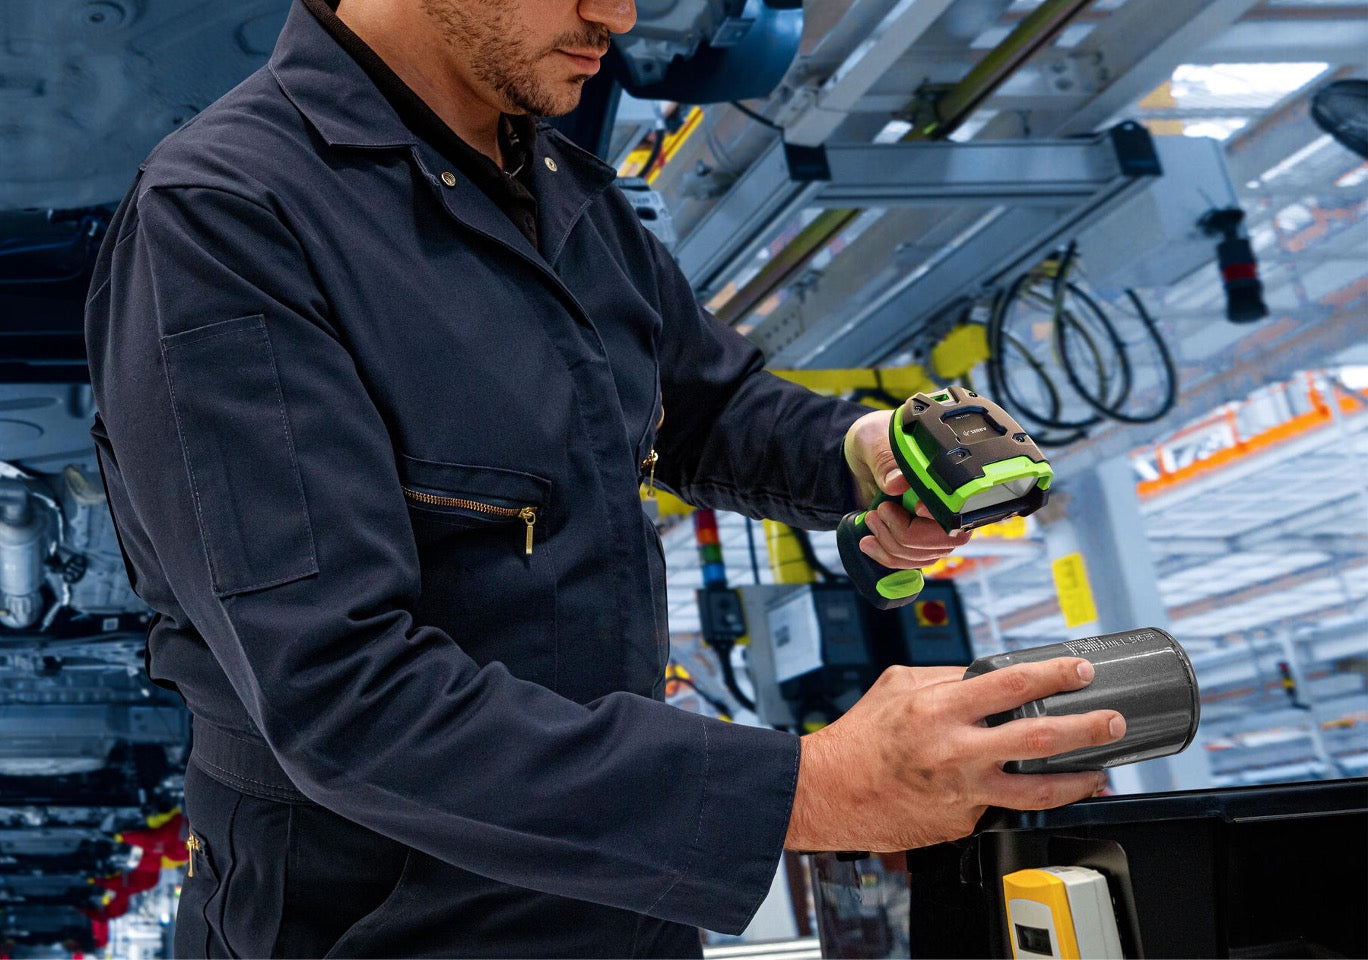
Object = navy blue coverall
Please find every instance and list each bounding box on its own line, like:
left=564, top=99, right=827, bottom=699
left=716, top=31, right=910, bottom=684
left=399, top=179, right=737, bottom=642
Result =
left=84, top=1, right=867, bottom=955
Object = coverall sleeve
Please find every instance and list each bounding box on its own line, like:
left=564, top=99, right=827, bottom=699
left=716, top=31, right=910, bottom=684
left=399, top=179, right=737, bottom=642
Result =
left=84, top=181, right=798, bottom=933
left=644, top=233, right=869, bottom=530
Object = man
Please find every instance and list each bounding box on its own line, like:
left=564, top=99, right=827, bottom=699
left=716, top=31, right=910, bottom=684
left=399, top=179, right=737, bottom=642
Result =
left=84, top=0, right=1124, bottom=956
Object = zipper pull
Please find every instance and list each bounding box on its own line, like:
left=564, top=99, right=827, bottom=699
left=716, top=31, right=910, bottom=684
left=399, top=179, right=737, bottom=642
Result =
left=519, top=507, right=537, bottom=556
left=642, top=449, right=659, bottom=498
left=186, top=834, right=199, bottom=877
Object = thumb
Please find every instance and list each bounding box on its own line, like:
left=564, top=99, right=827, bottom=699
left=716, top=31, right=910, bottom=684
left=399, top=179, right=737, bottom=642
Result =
left=877, top=457, right=910, bottom=497
left=845, top=409, right=910, bottom=501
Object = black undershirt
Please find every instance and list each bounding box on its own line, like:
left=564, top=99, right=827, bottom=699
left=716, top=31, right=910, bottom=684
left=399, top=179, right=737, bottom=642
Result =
left=303, top=0, right=541, bottom=249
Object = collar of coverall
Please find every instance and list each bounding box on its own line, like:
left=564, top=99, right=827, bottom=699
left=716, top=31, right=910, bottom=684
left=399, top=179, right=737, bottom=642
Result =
left=267, top=0, right=617, bottom=187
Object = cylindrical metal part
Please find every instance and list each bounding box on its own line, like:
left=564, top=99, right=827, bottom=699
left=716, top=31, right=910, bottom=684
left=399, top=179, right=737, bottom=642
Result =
left=964, top=627, right=1200, bottom=773
left=0, top=479, right=50, bottom=629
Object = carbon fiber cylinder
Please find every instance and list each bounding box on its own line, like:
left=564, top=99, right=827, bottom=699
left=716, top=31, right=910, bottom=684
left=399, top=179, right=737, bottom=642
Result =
left=964, top=627, right=1200, bottom=773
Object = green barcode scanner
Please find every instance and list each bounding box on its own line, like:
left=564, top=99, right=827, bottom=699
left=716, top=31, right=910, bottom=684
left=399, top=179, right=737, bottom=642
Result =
left=837, top=386, right=1054, bottom=610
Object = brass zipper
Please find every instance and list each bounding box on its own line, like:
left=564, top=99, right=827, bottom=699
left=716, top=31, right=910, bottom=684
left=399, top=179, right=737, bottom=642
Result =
left=185, top=833, right=202, bottom=877
left=402, top=488, right=538, bottom=556
left=642, top=449, right=658, bottom=498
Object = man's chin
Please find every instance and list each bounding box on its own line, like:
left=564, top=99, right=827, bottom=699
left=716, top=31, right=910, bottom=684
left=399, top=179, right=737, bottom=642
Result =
left=506, top=77, right=589, bottom=118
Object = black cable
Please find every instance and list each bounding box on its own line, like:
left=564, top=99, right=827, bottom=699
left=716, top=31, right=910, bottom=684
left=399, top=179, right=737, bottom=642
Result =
left=983, top=288, right=1085, bottom=446
left=1056, top=282, right=1131, bottom=410
left=640, top=128, right=665, bottom=178
left=985, top=240, right=1179, bottom=442
left=745, top=517, right=762, bottom=585
left=1052, top=241, right=1128, bottom=415
left=1049, top=240, right=1177, bottom=425
left=997, top=330, right=1088, bottom=447
left=1107, top=289, right=1179, bottom=424
left=1050, top=241, right=1133, bottom=417
left=862, top=369, right=903, bottom=409
left=986, top=277, right=1097, bottom=441
left=710, top=639, right=757, bottom=713
left=730, top=100, right=783, bottom=131
left=1054, top=285, right=1176, bottom=425
left=791, top=527, right=847, bottom=583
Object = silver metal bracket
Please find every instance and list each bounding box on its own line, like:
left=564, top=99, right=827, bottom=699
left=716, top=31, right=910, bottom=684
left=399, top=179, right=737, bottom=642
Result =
left=785, top=121, right=1160, bottom=206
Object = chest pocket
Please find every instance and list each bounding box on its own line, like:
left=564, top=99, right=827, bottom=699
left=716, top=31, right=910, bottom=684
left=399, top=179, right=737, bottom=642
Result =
left=397, top=454, right=559, bottom=688
left=399, top=455, right=551, bottom=556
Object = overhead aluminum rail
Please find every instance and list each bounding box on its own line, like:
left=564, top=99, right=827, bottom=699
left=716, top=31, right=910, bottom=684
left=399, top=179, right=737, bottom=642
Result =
left=794, top=123, right=1160, bottom=207
left=679, top=120, right=1161, bottom=307
left=768, top=122, right=1167, bottom=368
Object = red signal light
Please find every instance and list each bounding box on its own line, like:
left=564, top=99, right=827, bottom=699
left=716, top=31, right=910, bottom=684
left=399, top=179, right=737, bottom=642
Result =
left=915, top=600, right=948, bottom=627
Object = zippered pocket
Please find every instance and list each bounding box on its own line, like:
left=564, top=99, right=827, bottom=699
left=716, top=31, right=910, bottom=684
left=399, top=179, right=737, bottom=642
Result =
left=402, top=487, right=539, bottom=555
left=397, top=455, right=551, bottom=556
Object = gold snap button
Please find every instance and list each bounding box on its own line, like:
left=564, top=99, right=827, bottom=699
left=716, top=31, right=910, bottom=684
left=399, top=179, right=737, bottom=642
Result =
left=440, top=171, right=457, bottom=187
left=544, top=157, right=558, bottom=172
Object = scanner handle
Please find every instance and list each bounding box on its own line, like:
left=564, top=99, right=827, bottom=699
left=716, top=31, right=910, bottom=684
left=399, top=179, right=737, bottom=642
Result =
left=836, top=493, right=926, bottom=610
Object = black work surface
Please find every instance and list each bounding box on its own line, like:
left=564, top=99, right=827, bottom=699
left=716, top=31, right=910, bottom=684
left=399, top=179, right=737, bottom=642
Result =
left=905, top=778, right=1368, bottom=959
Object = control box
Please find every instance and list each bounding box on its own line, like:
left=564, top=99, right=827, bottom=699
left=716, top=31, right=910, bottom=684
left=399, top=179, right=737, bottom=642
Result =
left=742, top=580, right=972, bottom=728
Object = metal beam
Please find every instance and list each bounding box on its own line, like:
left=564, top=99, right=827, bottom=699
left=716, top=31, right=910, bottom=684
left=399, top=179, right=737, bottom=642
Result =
left=907, top=0, right=1096, bottom=141
left=1186, top=19, right=1368, bottom=66
left=766, top=204, right=1050, bottom=366
left=712, top=0, right=1098, bottom=327
left=673, top=139, right=817, bottom=293
left=804, top=131, right=1152, bottom=207
left=768, top=145, right=1156, bottom=367
left=781, top=0, right=960, bottom=148
left=1051, top=0, right=1266, bottom=137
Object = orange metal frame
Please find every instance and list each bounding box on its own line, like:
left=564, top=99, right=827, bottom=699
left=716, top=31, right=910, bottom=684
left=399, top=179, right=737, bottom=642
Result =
left=1136, top=375, right=1365, bottom=499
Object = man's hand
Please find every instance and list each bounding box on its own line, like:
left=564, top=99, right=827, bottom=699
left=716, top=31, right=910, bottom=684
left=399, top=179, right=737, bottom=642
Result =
left=843, top=408, right=969, bottom=569
left=784, top=658, right=1125, bottom=852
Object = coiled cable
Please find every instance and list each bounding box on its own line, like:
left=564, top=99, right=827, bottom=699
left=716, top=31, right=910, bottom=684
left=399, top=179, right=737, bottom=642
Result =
left=984, top=242, right=1178, bottom=445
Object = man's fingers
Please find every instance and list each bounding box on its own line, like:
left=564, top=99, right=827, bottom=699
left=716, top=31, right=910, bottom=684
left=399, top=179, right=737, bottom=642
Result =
left=859, top=506, right=967, bottom=567
left=879, top=469, right=911, bottom=497
left=874, top=501, right=966, bottom=546
left=858, top=536, right=961, bottom=569
left=979, top=710, right=1125, bottom=762
left=980, top=769, right=1110, bottom=812
left=954, top=658, right=1096, bottom=720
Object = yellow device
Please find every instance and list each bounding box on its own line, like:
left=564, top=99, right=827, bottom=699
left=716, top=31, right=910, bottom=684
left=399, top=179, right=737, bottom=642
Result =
left=1003, top=866, right=1124, bottom=959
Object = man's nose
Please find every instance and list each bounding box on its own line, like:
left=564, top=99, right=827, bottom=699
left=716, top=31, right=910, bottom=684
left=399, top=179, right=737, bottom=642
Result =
left=579, top=0, right=636, bottom=35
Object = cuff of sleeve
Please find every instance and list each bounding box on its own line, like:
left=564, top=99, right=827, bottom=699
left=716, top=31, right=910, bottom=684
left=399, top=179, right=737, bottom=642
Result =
left=649, top=718, right=800, bottom=934
left=831, top=399, right=872, bottom=518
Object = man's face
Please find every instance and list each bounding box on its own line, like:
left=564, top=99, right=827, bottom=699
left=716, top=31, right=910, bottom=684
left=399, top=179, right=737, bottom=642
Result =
left=420, top=0, right=636, bottom=117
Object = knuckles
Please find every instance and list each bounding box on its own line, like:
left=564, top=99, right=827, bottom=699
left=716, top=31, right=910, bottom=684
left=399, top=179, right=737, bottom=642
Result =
left=1021, top=724, right=1058, bottom=758
left=1030, top=781, right=1061, bottom=810
left=996, top=667, right=1032, bottom=700
left=881, top=664, right=917, bottom=690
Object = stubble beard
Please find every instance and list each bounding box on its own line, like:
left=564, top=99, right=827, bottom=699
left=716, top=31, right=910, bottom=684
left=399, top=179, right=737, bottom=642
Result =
left=421, top=0, right=610, bottom=117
